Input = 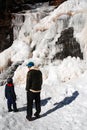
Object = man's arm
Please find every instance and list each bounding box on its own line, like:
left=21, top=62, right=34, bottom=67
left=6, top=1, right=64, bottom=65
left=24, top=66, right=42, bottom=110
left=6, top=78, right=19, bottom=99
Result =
left=26, top=71, right=32, bottom=91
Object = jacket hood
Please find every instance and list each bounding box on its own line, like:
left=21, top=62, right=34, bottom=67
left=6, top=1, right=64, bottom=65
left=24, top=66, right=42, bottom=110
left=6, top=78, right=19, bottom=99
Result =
left=29, top=66, right=39, bottom=71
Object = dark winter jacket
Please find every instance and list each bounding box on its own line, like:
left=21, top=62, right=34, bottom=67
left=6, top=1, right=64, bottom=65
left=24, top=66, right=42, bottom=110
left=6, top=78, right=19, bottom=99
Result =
left=5, top=83, right=16, bottom=101
left=26, top=67, right=42, bottom=92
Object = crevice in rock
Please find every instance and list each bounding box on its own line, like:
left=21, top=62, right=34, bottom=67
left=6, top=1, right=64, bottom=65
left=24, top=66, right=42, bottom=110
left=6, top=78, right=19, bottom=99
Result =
left=53, top=27, right=83, bottom=60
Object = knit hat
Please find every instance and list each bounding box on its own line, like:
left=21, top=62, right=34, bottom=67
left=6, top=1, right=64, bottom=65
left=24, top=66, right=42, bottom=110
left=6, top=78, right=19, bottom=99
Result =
left=26, top=62, right=34, bottom=68
left=7, top=78, right=13, bottom=83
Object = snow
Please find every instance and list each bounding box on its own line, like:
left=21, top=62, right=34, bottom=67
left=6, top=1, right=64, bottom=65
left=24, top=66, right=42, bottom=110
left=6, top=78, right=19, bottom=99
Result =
left=0, top=48, right=12, bottom=72
left=0, top=0, right=87, bottom=130
left=11, top=40, right=30, bottom=62
left=0, top=67, right=87, bottom=130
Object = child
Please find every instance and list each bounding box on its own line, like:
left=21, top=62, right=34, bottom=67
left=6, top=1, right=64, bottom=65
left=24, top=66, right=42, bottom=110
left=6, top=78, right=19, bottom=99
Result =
left=5, top=77, right=18, bottom=112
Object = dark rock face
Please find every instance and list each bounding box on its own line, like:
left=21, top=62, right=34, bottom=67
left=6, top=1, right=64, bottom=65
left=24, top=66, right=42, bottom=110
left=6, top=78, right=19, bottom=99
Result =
left=0, top=13, right=13, bottom=52
left=0, top=0, right=49, bottom=13
left=0, top=0, right=66, bottom=13
left=0, top=27, right=13, bottom=52
left=53, top=27, right=83, bottom=60
left=49, top=0, right=67, bottom=6
left=0, top=0, right=50, bottom=53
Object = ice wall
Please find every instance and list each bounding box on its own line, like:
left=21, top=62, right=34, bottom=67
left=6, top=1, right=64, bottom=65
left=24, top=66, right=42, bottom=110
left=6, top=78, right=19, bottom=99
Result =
left=12, top=0, right=87, bottom=85
left=0, top=0, right=87, bottom=83
left=11, top=0, right=87, bottom=65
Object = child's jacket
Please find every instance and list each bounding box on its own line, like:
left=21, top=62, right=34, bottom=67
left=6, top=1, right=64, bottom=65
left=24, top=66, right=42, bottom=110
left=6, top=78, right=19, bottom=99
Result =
left=5, top=83, right=16, bottom=101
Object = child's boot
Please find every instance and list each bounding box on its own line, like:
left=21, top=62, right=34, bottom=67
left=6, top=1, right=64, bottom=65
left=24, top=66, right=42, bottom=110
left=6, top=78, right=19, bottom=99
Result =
left=13, top=102, right=18, bottom=112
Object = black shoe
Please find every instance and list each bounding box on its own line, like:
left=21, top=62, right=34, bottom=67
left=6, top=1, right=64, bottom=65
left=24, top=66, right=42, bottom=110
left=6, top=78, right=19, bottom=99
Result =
left=34, top=113, right=40, bottom=118
left=13, top=109, right=19, bottom=112
left=26, top=116, right=33, bottom=121
left=8, top=109, right=13, bottom=112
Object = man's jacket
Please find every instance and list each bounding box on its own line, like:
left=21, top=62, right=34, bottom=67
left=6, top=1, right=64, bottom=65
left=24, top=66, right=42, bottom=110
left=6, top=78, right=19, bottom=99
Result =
left=26, top=67, right=42, bottom=92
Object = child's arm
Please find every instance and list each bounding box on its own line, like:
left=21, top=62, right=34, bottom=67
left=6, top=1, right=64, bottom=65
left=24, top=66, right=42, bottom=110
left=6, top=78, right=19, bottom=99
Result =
left=11, top=86, right=16, bottom=101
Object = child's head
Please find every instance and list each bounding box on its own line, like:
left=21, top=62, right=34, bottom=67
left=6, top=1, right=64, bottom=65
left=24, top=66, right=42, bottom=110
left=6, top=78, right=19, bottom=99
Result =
left=7, top=78, right=13, bottom=84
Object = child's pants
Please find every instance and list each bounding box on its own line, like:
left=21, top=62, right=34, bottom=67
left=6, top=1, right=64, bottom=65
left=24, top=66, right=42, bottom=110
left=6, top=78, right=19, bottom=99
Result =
left=7, top=98, right=17, bottom=111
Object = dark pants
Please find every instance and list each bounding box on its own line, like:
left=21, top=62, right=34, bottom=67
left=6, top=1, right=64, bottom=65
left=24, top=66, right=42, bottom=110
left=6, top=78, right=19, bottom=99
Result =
left=7, top=98, right=17, bottom=111
left=27, top=91, right=41, bottom=118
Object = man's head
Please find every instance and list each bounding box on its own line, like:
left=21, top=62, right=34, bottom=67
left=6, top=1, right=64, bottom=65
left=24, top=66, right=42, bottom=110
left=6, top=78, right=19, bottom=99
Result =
left=26, top=61, right=34, bottom=68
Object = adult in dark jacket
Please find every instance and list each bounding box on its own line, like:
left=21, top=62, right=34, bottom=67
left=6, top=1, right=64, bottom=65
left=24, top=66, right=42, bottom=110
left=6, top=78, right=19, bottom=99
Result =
left=26, top=62, right=43, bottom=121
left=5, top=78, right=18, bottom=112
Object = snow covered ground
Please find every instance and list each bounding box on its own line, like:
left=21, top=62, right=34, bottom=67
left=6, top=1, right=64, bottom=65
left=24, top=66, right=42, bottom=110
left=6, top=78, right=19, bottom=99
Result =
left=0, top=69, right=87, bottom=130
left=0, top=0, right=87, bottom=130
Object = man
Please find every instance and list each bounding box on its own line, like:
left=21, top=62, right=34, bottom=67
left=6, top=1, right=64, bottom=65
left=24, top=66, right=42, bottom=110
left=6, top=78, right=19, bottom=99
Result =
left=26, top=61, right=43, bottom=121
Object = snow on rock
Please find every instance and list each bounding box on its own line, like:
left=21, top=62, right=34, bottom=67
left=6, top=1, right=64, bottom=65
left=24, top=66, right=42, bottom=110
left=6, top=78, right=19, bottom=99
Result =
left=0, top=39, right=31, bottom=73
left=13, top=65, right=28, bottom=85
left=76, top=22, right=87, bottom=60
left=13, top=56, right=87, bottom=86
left=27, top=0, right=87, bottom=64
left=1, top=0, right=87, bottom=70
left=0, top=48, right=12, bottom=73
left=57, top=56, right=87, bottom=82
left=11, top=40, right=31, bottom=62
